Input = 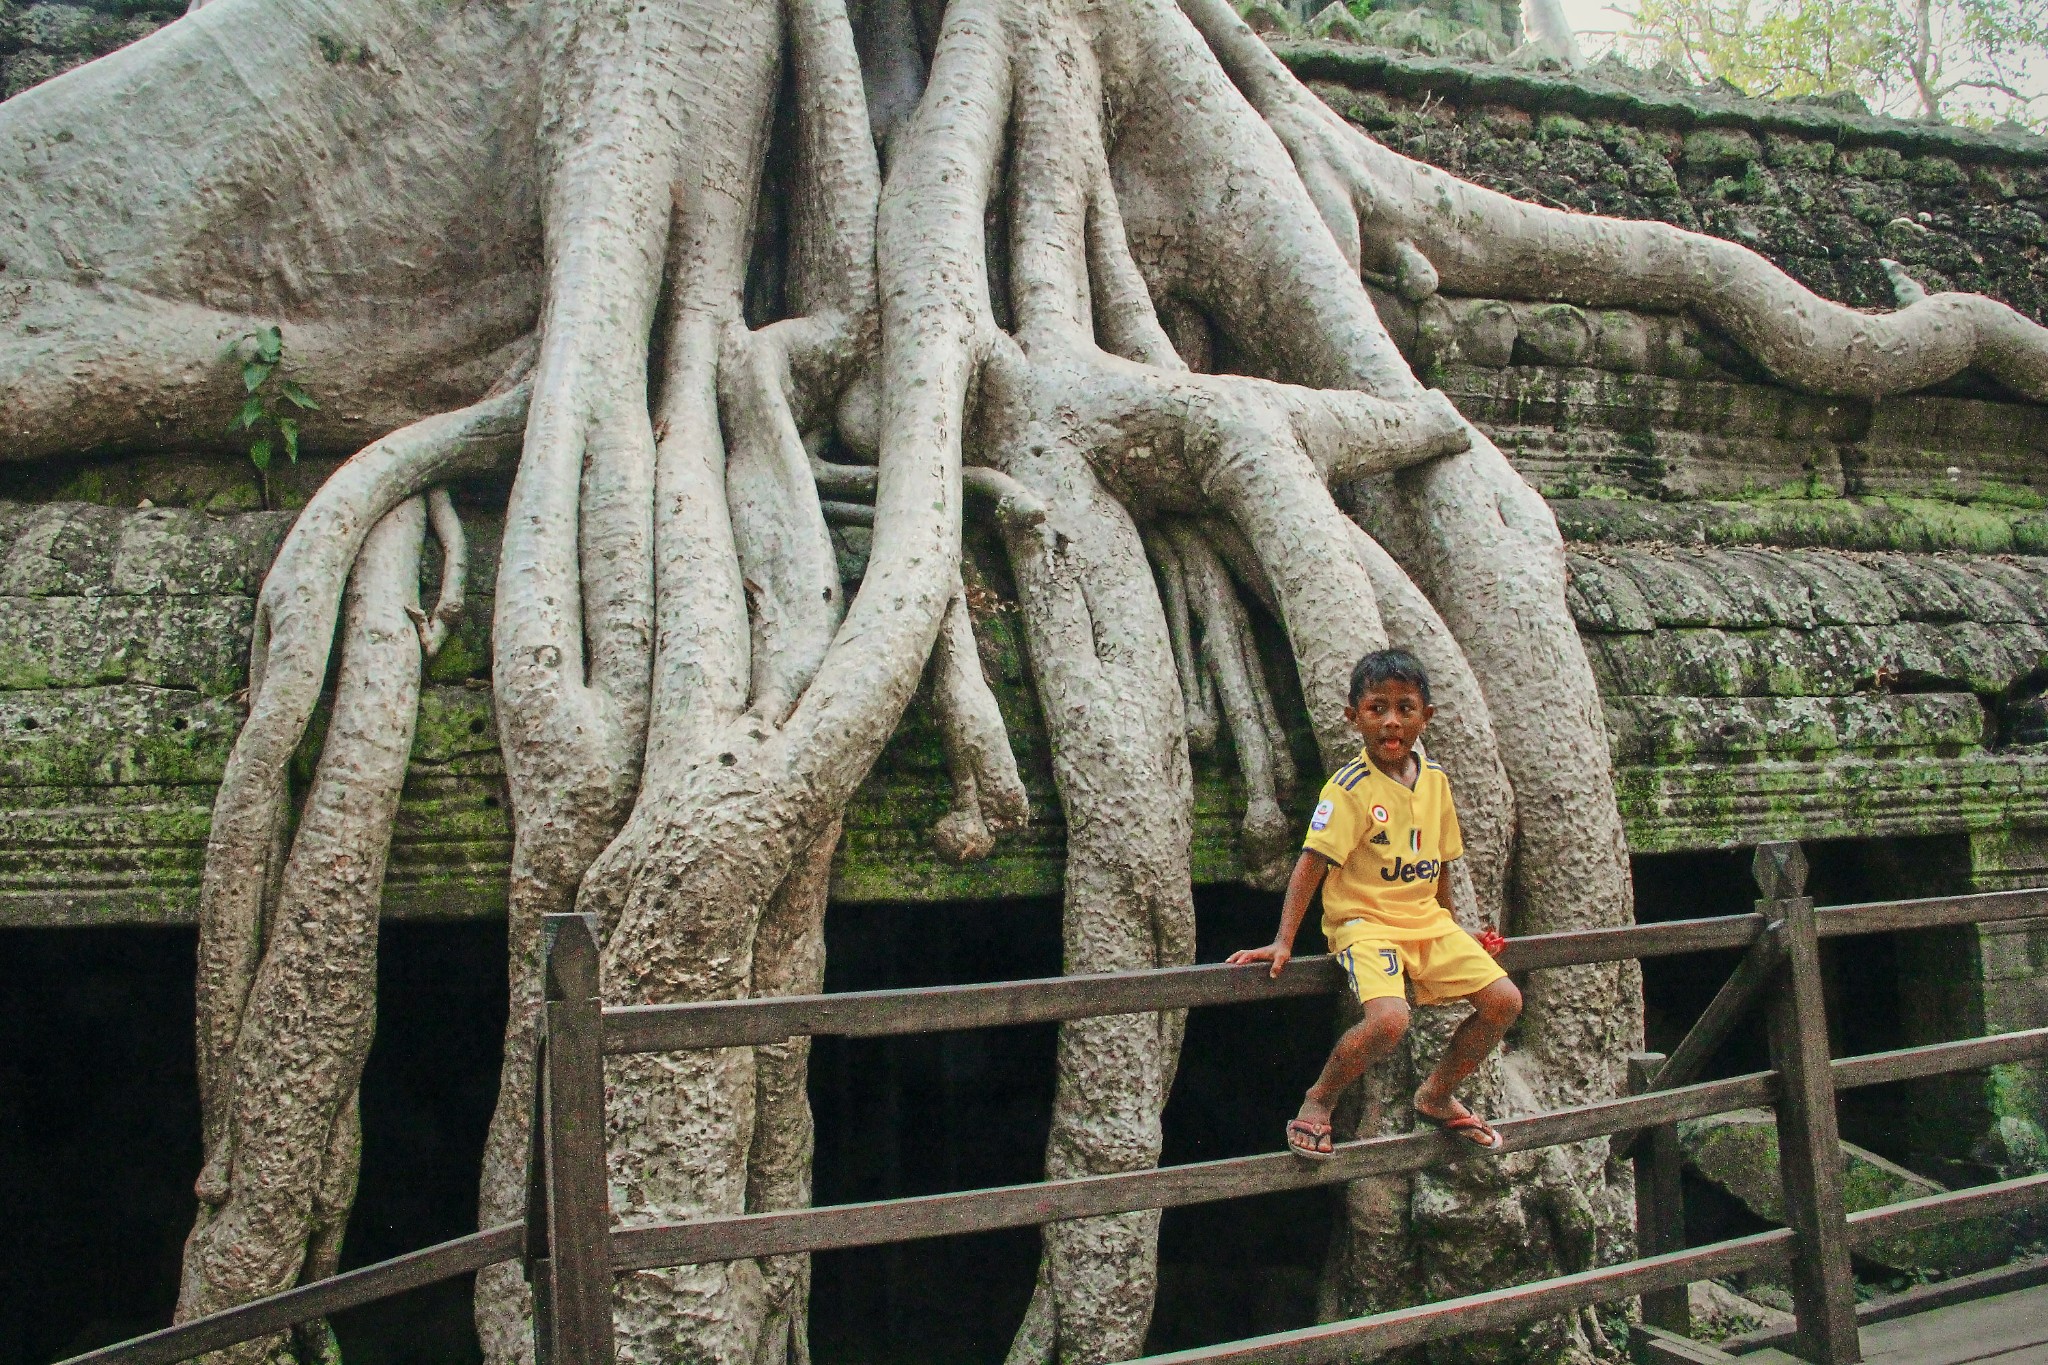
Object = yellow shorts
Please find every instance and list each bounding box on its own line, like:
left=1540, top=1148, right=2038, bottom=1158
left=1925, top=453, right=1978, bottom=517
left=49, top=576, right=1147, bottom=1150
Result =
left=1335, top=928, right=1506, bottom=1007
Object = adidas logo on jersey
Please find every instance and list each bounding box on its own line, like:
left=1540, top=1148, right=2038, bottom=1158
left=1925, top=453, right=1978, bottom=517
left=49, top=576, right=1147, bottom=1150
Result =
left=1369, top=830, right=1389, bottom=845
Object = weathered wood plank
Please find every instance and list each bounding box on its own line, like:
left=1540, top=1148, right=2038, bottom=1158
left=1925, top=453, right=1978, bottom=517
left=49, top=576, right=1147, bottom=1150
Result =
left=604, top=889, right=2048, bottom=1061
left=1631, top=1053, right=1690, bottom=1334
left=1120, top=1231, right=1796, bottom=1365
left=541, top=914, right=614, bottom=1365
left=1758, top=843, right=1863, bottom=1365
left=1830, top=1026, right=2048, bottom=1090
left=1633, top=1325, right=1743, bottom=1365
left=1722, top=1254, right=2048, bottom=1355
left=605, top=919, right=1768, bottom=1055
left=51, top=1225, right=523, bottom=1365
left=1497, top=916, right=1765, bottom=971
left=607, top=1073, right=1775, bottom=1271
left=1844, top=1172, right=2048, bottom=1245
left=1616, top=922, right=1783, bottom=1163
left=1814, top=888, right=2048, bottom=938
left=603, top=958, right=1350, bottom=1053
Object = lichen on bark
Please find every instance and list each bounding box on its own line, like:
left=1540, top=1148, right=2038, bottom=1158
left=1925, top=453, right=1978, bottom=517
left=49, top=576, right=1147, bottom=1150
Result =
left=6, top=0, right=2048, bottom=1359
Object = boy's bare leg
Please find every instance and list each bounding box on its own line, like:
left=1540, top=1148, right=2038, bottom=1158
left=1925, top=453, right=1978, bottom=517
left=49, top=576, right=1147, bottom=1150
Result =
left=1414, top=977, right=1523, bottom=1126
left=1291, top=997, right=1410, bottom=1154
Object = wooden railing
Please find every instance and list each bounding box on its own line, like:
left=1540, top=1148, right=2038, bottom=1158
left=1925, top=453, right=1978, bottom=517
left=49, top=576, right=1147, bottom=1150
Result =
left=61, top=842, right=2048, bottom=1365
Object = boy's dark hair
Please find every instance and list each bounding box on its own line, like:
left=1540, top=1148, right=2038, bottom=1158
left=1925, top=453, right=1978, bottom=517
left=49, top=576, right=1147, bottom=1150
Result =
left=1349, top=648, right=1432, bottom=706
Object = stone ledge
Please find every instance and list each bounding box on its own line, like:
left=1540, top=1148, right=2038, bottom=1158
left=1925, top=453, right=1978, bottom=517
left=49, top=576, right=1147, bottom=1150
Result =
left=1618, top=750, right=2048, bottom=852
left=1276, top=40, right=2048, bottom=165
left=1566, top=547, right=2048, bottom=633
left=7, top=744, right=2045, bottom=921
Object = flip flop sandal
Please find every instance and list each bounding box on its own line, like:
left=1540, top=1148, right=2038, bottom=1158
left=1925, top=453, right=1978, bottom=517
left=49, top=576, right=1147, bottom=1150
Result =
left=1286, top=1118, right=1335, bottom=1161
left=1415, top=1105, right=1503, bottom=1150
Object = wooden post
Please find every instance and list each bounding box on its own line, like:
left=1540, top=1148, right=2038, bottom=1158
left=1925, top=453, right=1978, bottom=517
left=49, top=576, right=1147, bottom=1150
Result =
left=541, top=912, right=614, bottom=1365
left=525, top=1032, right=555, bottom=1365
left=1629, top=1052, right=1690, bottom=1335
left=1755, top=842, right=1861, bottom=1365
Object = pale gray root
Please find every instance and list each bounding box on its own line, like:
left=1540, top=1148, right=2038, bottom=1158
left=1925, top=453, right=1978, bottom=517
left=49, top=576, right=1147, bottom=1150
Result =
left=724, top=321, right=848, bottom=724
left=1096, top=1, right=1630, bottom=1342
left=1033, top=347, right=1467, bottom=771
left=0, top=0, right=1871, bottom=1357
left=412, top=488, right=469, bottom=657
left=1343, top=521, right=1514, bottom=928
left=1192, top=0, right=1643, bottom=1183
left=967, top=3, right=1485, bottom=1352
left=746, top=818, right=841, bottom=1365
left=195, top=391, right=526, bottom=1169
left=294, top=1090, right=362, bottom=1365
left=474, top=0, right=764, bottom=1342
left=557, top=1, right=973, bottom=1358
left=1142, top=530, right=1220, bottom=754
left=930, top=584, right=1031, bottom=862
left=1162, top=522, right=1296, bottom=889
left=0, top=0, right=544, bottom=461
left=1520, top=0, right=1584, bottom=65
left=981, top=364, right=1195, bottom=1365
left=1186, top=0, right=2048, bottom=403
left=178, top=500, right=429, bottom=1360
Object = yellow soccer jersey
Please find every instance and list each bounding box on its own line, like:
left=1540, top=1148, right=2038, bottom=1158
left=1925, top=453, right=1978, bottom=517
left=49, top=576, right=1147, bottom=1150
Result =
left=1303, top=749, right=1464, bottom=949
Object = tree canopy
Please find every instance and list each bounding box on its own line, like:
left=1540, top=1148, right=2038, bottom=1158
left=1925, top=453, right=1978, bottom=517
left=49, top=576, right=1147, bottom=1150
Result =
left=1606, top=0, right=2048, bottom=125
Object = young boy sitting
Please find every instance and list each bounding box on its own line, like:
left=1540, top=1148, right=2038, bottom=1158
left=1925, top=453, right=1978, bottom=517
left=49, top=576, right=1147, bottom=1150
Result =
left=1228, top=648, right=1522, bottom=1158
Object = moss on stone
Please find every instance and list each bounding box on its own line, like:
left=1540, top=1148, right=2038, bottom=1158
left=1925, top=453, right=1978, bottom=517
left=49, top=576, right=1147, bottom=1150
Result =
left=1680, top=1108, right=2015, bottom=1275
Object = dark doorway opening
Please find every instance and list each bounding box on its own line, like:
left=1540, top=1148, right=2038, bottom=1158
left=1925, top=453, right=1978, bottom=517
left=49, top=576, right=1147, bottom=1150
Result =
left=0, top=921, right=507, bottom=1365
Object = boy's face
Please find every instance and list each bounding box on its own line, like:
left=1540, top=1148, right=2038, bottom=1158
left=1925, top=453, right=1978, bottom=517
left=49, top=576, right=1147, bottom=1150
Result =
left=1344, top=678, right=1433, bottom=770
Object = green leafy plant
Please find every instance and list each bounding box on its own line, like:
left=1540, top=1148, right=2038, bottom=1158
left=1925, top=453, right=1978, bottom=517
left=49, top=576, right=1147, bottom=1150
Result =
left=228, top=325, right=319, bottom=473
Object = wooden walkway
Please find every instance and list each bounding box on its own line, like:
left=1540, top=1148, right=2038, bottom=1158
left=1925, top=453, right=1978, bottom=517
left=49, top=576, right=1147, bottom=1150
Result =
left=1743, top=1283, right=2048, bottom=1365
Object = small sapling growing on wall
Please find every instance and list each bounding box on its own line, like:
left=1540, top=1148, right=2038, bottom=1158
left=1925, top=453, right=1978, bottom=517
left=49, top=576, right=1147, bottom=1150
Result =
left=228, top=325, right=319, bottom=492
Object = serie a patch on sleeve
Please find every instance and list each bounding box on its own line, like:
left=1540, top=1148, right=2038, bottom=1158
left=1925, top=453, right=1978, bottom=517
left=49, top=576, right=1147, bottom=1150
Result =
left=1309, top=799, right=1335, bottom=831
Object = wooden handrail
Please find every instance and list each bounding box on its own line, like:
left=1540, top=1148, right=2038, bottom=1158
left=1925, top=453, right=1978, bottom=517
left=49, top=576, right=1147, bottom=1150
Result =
left=1844, top=1170, right=2048, bottom=1243
left=602, top=914, right=1768, bottom=1055
left=1814, top=887, right=2048, bottom=938
left=608, top=1073, right=1778, bottom=1272
left=598, top=887, right=2048, bottom=1057
left=1122, top=1231, right=1799, bottom=1365
left=601, top=956, right=1351, bottom=1054
left=53, top=1225, right=525, bottom=1365
left=1113, top=1172, right=2048, bottom=1365
left=1831, top=1025, right=2048, bottom=1090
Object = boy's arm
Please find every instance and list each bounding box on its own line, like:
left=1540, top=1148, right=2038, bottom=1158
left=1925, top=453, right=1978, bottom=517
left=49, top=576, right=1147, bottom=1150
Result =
left=1226, top=850, right=1331, bottom=977
left=1436, top=860, right=1457, bottom=911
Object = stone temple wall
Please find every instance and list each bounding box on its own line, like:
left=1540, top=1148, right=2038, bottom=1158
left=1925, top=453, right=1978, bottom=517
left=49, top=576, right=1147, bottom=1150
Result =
left=0, top=0, right=177, bottom=99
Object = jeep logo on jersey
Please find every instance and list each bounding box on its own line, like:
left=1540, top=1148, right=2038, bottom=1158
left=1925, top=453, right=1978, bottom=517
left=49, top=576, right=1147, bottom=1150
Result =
left=1380, top=857, right=1441, bottom=883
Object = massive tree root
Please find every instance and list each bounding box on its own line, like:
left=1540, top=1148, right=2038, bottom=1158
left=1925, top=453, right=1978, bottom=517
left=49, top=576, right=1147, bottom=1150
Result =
left=7, top=0, right=2048, bottom=1360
